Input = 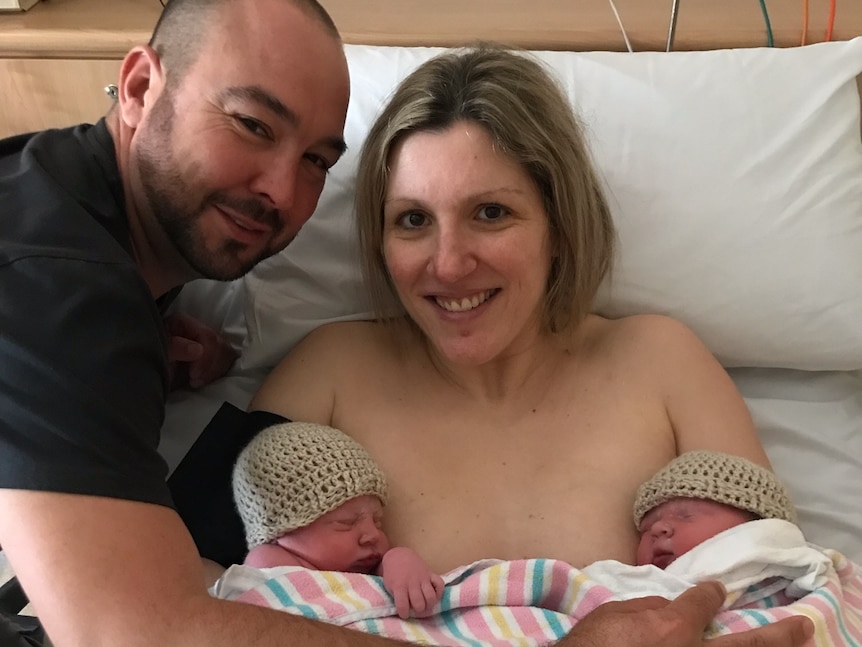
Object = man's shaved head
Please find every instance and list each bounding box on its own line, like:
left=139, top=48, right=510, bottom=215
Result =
left=149, top=0, right=340, bottom=88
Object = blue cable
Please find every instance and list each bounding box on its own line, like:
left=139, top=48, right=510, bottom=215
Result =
left=758, top=0, right=775, bottom=47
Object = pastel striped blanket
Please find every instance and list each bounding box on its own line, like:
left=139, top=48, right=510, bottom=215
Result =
left=212, top=521, right=862, bottom=646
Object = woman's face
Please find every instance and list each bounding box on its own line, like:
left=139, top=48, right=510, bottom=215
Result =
left=382, top=121, right=554, bottom=366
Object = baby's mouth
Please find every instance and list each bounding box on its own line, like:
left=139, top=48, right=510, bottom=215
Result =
left=351, top=554, right=383, bottom=572
left=652, top=551, right=675, bottom=569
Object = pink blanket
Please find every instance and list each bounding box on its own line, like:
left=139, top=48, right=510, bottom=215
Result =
left=212, top=522, right=861, bottom=646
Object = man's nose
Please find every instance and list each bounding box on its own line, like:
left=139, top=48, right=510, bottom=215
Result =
left=251, top=157, right=299, bottom=214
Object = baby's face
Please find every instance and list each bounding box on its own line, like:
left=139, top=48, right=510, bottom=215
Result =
left=275, top=494, right=391, bottom=573
left=636, top=497, right=754, bottom=568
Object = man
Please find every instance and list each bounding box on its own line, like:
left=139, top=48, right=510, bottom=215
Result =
left=0, top=0, right=813, bottom=645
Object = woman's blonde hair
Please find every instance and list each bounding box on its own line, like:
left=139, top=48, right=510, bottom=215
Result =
left=355, top=44, right=615, bottom=336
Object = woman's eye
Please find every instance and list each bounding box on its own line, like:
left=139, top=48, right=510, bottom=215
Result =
left=398, top=211, right=428, bottom=229
left=478, top=204, right=507, bottom=221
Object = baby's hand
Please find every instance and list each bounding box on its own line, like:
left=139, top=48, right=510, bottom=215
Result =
left=378, top=546, right=445, bottom=619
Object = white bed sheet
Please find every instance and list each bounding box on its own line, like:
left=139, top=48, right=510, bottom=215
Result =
left=160, top=365, right=862, bottom=565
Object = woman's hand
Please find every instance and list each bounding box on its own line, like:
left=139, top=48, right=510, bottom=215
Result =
left=563, top=580, right=813, bottom=647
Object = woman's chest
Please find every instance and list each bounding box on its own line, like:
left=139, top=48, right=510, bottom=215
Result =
left=338, top=397, right=675, bottom=571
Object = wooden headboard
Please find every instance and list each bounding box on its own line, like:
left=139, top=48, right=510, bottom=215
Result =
left=0, top=0, right=860, bottom=137
left=324, top=0, right=862, bottom=51
left=0, top=0, right=860, bottom=57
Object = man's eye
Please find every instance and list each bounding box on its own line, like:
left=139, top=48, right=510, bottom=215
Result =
left=304, top=153, right=332, bottom=172
left=235, top=115, right=271, bottom=139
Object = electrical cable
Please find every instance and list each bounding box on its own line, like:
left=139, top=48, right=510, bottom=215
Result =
left=801, top=0, right=809, bottom=45
left=606, top=0, right=634, bottom=52
left=666, top=0, right=681, bottom=52
left=825, top=0, right=836, bottom=41
left=757, top=0, right=775, bottom=47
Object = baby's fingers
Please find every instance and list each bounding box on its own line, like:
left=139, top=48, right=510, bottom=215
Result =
left=410, top=578, right=444, bottom=618
left=393, top=589, right=411, bottom=620
left=431, top=574, right=445, bottom=597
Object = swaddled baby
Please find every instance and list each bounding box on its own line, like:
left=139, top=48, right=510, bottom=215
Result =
left=232, top=421, right=444, bottom=619
left=633, top=450, right=798, bottom=568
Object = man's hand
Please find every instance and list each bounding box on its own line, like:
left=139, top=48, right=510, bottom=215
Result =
left=564, top=580, right=814, bottom=647
left=378, top=547, right=445, bottom=620
left=164, top=313, right=238, bottom=390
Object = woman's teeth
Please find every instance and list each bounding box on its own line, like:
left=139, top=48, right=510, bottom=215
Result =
left=435, top=289, right=495, bottom=312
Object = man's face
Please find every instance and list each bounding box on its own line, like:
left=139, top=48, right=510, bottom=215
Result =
left=131, top=0, right=349, bottom=281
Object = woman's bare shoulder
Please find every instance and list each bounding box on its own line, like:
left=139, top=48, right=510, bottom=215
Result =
left=301, top=319, right=389, bottom=348
left=249, top=320, right=398, bottom=419
left=585, top=313, right=702, bottom=354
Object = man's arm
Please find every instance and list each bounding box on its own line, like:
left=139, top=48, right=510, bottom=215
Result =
left=1, top=490, right=812, bottom=647
left=0, top=490, right=411, bottom=647
left=561, top=580, right=813, bottom=647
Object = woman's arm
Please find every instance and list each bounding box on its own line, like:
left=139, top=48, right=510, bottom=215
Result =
left=249, top=323, right=352, bottom=423
left=637, top=315, right=770, bottom=465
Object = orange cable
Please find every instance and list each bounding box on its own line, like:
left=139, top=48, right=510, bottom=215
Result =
left=801, top=0, right=809, bottom=45
left=825, top=0, right=836, bottom=41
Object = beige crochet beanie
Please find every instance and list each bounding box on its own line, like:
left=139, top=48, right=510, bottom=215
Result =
left=232, top=422, right=388, bottom=549
left=633, top=450, right=797, bottom=528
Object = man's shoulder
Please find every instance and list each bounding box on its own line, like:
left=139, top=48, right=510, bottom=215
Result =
left=0, top=122, right=96, bottom=161
left=1, top=122, right=132, bottom=270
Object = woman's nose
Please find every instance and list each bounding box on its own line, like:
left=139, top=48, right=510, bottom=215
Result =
left=430, top=228, right=477, bottom=282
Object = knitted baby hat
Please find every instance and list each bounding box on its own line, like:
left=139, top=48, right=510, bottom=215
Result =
left=633, top=450, right=797, bottom=528
left=232, top=421, right=389, bottom=549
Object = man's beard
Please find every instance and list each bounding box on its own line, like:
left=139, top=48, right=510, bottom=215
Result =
left=135, top=91, right=283, bottom=281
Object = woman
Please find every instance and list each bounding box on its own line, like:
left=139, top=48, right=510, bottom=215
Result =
left=251, top=41, right=768, bottom=594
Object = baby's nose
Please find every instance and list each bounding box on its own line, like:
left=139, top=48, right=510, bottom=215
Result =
left=651, top=519, right=673, bottom=537
left=359, top=520, right=384, bottom=546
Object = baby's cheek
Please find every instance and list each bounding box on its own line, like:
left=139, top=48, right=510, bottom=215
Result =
left=378, top=532, right=392, bottom=554
left=634, top=536, right=652, bottom=566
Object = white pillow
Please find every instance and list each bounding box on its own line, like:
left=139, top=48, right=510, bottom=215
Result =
left=240, top=40, right=862, bottom=371
left=730, top=366, right=862, bottom=562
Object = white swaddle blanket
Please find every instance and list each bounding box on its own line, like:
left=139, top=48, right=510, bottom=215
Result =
left=585, top=519, right=832, bottom=604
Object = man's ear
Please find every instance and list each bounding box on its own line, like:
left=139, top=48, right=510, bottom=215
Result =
left=116, top=45, right=166, bottom=129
